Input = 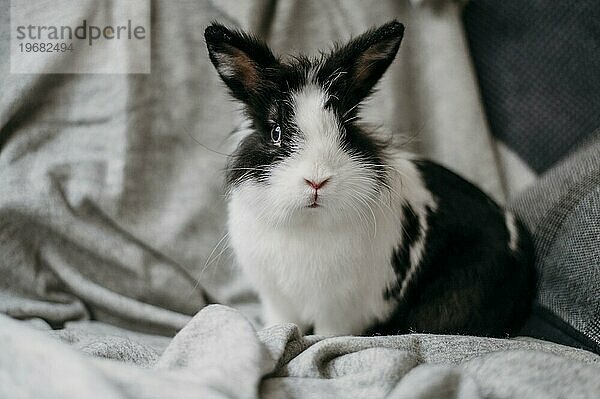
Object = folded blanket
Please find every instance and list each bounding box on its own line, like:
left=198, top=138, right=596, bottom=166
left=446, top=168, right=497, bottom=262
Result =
left=1, top=305, right=599, bottom=399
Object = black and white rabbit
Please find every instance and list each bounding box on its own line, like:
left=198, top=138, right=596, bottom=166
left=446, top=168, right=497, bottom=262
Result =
left=204, top=20, right=535, bottom=337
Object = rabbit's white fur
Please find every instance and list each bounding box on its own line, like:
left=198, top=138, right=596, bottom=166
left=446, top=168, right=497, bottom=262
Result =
left=207, top=19, right=535, bottom=338
left=228, top=84, right=436, bottom=335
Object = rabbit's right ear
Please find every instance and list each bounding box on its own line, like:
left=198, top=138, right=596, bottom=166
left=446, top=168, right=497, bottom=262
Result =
left=205, top=22, right=279, bottom=102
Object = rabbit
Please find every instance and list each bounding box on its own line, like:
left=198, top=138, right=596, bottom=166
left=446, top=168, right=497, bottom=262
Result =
left=204, top=20, right=536, bottom=337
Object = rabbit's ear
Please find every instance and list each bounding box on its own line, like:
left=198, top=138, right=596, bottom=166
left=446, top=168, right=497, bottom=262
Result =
left=319, top=20, right=404, bottom=111
left=205, top=22, right=279, bottom=102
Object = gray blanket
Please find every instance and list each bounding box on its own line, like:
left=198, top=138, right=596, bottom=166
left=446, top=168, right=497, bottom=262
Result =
left=2, top=1, right=598, bottom=398
left=2, top=305, right=599, bottom=399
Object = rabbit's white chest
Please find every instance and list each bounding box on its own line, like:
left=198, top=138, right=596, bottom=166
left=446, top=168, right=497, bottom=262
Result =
left=228, top=193, right=404, bottom=335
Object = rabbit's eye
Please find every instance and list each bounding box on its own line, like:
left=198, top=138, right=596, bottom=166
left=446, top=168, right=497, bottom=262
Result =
left=271, top=125, right=282, bottom=147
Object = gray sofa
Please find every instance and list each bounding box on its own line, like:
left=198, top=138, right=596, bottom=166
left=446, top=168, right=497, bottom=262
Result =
left=1, top=1, right=598, bottom=398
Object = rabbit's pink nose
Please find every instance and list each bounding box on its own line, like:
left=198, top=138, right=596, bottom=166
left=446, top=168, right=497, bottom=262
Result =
left=304, top=178, right=330, bottom=190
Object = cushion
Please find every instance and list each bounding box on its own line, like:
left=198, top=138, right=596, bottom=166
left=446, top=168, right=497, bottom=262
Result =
left=510, top=133, right=600, bottom=354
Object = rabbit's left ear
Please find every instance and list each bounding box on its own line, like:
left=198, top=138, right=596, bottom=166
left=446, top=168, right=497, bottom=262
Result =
left=319, top=20, right=404, bottom=111
left=205, top=22, right=279, bottom=102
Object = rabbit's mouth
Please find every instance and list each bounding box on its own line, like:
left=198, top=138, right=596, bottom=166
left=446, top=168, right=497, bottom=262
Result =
left=306, top=194, right=321, bottom=208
